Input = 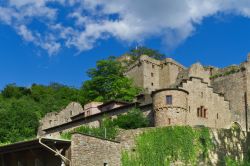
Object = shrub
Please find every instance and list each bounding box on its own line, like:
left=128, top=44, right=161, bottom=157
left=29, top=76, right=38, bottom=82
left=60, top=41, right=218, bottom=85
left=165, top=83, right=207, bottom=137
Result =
left=61, top=118, right=118, bottom=140
left=113, top=108, right=149, bottom=129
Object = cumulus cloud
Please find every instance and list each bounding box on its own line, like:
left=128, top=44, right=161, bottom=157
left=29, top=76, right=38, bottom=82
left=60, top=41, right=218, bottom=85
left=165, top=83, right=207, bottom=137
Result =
left=1, top=0, right=250, bottom=55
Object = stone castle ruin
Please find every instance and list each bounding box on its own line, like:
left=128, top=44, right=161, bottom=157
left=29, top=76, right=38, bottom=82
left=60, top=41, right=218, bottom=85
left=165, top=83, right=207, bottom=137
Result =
left=38, top=54, right=250, bottom=138
left=1, top=54, right=250, bottom=166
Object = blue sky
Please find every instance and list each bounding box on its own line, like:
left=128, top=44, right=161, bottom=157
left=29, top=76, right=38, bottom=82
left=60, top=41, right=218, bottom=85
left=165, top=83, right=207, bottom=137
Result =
left=1, top=1, right=250, bottom=89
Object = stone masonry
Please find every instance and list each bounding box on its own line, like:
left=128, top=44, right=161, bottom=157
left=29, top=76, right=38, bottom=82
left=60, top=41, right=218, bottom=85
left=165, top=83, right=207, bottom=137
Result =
left=39, top=53, right=250, bottom=138
left=71, top=133, right=121, bottom=166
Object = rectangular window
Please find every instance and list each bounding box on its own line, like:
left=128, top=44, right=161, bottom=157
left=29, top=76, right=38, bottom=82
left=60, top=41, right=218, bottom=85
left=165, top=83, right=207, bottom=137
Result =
left=151, top=82, right=154, bottom=86
left=204, top=109, right=207, bottom=118
left=168, top=118, right=171, bottom=125
left=151, top=73, right=154, bottom=77
left=166, top=95, right=173, bottom=105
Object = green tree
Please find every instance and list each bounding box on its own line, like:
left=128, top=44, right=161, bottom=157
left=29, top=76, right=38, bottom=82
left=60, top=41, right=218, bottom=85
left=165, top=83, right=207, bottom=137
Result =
left=2, top=84, right=31, bottom=98
left=113, top=108, right=149, bottom=129
left=0, top=83, right=83, bottom=143
left=81, top=56, right=141, bottom=103
left=128, top=46, right=165, bottom=61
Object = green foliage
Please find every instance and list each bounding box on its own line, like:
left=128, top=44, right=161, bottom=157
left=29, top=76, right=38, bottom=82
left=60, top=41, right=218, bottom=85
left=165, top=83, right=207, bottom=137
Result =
left=113, top=108, right=149, bottom=129
left=210, top=66, right=245, bottom=79
left=122, top=126, right=213, bottom=166
left=81, top=56, right=141, bottom=103
left=127, top=46, right=166, bottom=61
left=225, top=157, right=250, bottom=166
left=61, top=118, right=118, bottom=140
left=0, top=83, right=82, bottom=143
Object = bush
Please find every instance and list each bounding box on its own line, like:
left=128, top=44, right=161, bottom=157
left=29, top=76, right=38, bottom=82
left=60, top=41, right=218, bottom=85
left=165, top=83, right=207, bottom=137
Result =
left=113, top=108, right=149, bottom=129
left=61, top=118, right=118, bottom=140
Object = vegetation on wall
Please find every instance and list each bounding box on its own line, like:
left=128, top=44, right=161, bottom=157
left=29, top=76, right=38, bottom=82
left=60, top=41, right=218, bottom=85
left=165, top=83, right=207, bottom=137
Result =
left=127, top=46, right=166, bottom=61
left=122, top=126, right=213, bottom=166
left=210, top=66, right=245, bottom=79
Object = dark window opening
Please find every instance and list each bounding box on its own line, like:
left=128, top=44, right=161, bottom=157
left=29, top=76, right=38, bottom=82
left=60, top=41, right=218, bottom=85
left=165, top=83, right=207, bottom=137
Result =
left=217, top=113, right=219, bottom=119
left=151, top=82, right=154, bottom=86
left=104, top=163, right=108, bottom=166
left=204, top=109, right=207, bottom=118
left=151, top=73, right=154, bottom=77
left=197, top=108, right=200, bottom=117
left=152, top=64, right=155, bottom=68
left=166, top=95, right=173, bottom=105
left=168, top=118, right=171, bottom=125
left=197, top=106, right=207, bottom=118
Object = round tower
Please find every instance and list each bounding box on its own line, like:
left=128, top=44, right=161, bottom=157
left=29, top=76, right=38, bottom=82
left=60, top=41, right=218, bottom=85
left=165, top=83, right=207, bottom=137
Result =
left=152, top=88, right=189, bottom=127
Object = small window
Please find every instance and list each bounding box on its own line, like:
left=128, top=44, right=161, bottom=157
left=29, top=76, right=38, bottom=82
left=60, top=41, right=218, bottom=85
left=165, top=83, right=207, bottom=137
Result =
left=151, top=82, right=154, bottom=86
left=70, top=110, right=73, bottom=116
left=151, top=73, right=154, bottom=77
left=49, top=120, right=52, bottom=125
left=152, top=64, right=155, bottom=68
left=166, top=95, right=172, bottom=105
left=104, top=163, right=108, bottom=166
left=204, top=109, right=207, bottom=118
left=197, top=108, right=200, bottom=117
left=168, top=118, right=171, bottom=125
left=217, top=113, right=219, bottom=119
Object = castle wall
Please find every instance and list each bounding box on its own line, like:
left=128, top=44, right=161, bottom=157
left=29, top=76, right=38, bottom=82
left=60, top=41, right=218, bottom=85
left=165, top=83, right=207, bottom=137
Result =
left=42, top=103, right=153, bottom=138
left=124, top=59, right=145, bottom=90
left=159, top=58, right=185, bottom=89
left=153, top=89, right=188, bottom=126
left=71, top=133, right=121, bottom=166
left=125, top=55, right=184, bottom=93
left=116, top=128, right=250, bottom=165
left=211, top=71, right=247, bottom=130
left=182, top=78, right=231, bottom=129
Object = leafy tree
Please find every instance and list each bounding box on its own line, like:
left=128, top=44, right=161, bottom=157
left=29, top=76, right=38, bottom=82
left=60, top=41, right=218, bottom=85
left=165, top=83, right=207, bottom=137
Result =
left=128, top=46, right=165, bottom=61
left=113, top=108, right=149, bottom=129
left=0, top=83, right=83, bottom=143
left=0, top=97, right=39, bottom=143
left=2, top=84, right=31, bottom=98
left=81, top=56, right=141, bottom=103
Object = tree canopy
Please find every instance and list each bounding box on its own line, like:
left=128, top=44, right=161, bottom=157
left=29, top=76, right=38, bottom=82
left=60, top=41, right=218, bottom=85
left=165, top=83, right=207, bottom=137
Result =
left=81, top=56, right=141, bottom=103
left=127, top=46, right=165, bottom=61
left=0, top=83, right=82, bottom=143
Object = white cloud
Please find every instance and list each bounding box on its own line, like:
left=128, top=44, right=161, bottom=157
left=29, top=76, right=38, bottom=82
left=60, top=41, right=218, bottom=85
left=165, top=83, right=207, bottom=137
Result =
left=1, top=0, right=250, bottom=55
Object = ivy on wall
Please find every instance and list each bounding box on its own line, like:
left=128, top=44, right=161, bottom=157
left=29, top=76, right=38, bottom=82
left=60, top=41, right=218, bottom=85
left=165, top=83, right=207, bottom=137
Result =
left=121, top=126, right=212, bottom=166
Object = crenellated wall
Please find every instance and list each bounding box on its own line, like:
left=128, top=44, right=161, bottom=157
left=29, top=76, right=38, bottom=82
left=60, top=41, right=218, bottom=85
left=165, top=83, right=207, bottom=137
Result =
left=181, top=77, right=232, bottom=129
left=125, top=55, right=185, bottom=93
